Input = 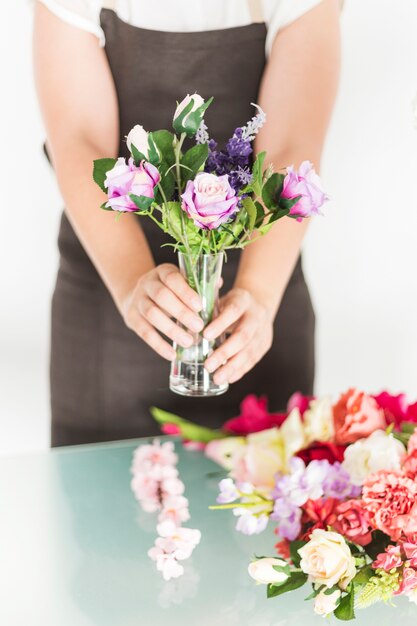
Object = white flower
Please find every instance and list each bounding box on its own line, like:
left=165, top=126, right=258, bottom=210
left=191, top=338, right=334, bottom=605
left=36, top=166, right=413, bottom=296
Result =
left=173, top=93, right=204, bottom=123
left=248, top=557, right=289, bottom=585
left=407, top=586, right=417, bottom=605
left=234, top=511, right=269, bottom=535
left=156, top=520, right=201, bottom=560
left=158, top=495, right=190, bottom=525
left=299, top=529, right=356, bottom=589
left=342, top=430, right=406, bottom=486
left=148, top=549, right=184, bottom=581
left=304, top=396, right=334, bottom=444
left=126, top=124, right=150, bottom=158
left=314, top=588, right=341, bottom=616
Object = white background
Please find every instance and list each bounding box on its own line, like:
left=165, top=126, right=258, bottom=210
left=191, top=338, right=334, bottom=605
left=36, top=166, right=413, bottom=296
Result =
left=1, top=0, right=416, bottom=455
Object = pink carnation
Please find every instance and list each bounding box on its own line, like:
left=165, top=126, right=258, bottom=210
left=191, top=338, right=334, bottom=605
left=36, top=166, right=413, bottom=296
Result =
left=333, top=388, right=386, bottom=445
left=334, top=499, right=373, bottom=546
left=223, top=394, right=287, bottom=436
left=362, top=469, right=417, bottom=540
left=286, top=391, right=315, bottom=416
left=373, top=545, right=403, bottom=571
left=403, top=541, right=417, bottom=568
left=396, top=567, right=417, bottom=595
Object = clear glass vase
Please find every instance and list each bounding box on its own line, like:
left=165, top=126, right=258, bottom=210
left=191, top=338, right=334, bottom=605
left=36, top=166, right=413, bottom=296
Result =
left=169, top=252, right=228, bottom=397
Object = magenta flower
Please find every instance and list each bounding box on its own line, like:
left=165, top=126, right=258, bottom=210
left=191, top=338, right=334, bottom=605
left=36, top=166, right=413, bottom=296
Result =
left=180, top=172, right=239, bottom=230
left=104, top=157, right=160, bottom=212
left=282, top=160, right=328, bottom=221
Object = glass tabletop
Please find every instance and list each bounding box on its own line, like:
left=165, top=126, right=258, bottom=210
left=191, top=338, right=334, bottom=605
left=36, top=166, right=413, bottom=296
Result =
left=0, top=437, right=414, bottom=626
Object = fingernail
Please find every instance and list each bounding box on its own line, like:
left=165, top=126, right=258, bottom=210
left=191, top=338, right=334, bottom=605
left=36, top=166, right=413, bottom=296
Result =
left=181, top=335, right=193, bottom=348
left=191, top=318, right=204, bottom=332
left=205, top=360, right=217, bottom=373
left=214, top=372, right=227, bottom=384
left=204, top=328, right=214, bottom=340
left=192, top=298, right=203, bottom=312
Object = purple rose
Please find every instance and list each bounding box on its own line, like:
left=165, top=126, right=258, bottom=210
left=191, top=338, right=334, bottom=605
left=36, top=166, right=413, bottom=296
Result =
left=282, top=160, right=328, bottom=221
left=180, top=172, right=239, bottom=230
left=105, top=157, right=160, bottom=212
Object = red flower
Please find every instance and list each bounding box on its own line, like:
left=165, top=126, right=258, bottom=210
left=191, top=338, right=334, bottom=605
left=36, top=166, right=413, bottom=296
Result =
left=333, top=388, right=386, bottom=445
left=274, top=538, right=291, bottom=560
left=299, top=498, right=339, bottom=540
left=297, top=441, right=346, bottom=465
left=223, top=395, right=287, bottom=436
left=373, top=391, right=417, bottom=429
left=287, top=391, right=315, bottom=417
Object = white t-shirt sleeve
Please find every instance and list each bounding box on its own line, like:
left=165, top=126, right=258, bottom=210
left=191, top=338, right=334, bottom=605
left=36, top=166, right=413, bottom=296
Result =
left=265, top=0, right=324, bottom=57
left=35, top=0, right=105, bottom=45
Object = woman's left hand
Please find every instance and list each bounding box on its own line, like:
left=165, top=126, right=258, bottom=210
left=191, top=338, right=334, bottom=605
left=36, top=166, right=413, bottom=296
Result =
left=203, top=288, right=274, bottom=385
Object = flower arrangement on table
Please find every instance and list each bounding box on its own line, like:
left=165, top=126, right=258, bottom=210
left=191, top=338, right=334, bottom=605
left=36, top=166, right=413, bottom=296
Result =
left=151, top=389, right=417, bottom=619
left=92, top=94, right=327, bottom=397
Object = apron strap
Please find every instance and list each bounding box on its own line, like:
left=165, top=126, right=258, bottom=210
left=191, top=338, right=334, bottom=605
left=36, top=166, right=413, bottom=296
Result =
left=247, top=0, right=264, bottom=24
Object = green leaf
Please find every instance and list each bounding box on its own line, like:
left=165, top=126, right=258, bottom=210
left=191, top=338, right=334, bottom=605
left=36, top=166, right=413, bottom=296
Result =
left=181, top=143, right=209, bottom=184
left=241, top=196, right=257, bottom=232
left=363, top=530, right=392, bottom=561
left=251, top=151, right=266, bottom=197
left=150, top=406, right=226, bottom=443
left=278, top=195, right=302, bottom=211
left=147, top=133, right=160, bottom=165
left=272, top=564, right=291, bottom=578
left=334, top=591, right=355, bottom=621
left=352, top=566, right=374, bottom=589
left=155, top=164, right=176, bottom=204
left=93, top=157, right=117, bottom=193
left=289, top=540, right=307, bottom=568
left=267, top=572, right=307, bottom=598
left=401, top=422, right=417, bottom=434
left=163, top=201, right=201, bottom=245
left=129, top=194, right=154, bottom=212
left=130, top=144, right=147, bottom=166
left=100, top=201, right=112, bottom=211
left=151, top=130, right=176, bottom=166
left=261, top=172, right=282, bottom=210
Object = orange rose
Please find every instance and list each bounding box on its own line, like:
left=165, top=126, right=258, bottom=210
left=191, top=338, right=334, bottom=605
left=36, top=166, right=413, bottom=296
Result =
left=333, top=388, right=386, bottom=445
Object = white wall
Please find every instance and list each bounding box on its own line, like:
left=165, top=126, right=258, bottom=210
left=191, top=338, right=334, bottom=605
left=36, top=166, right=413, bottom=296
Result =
left=1, top=0, right=416, bottom=455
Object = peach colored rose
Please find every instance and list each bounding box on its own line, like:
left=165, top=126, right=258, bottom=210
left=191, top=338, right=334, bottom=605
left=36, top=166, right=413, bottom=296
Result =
left=373, top=545, right=403, bottom=571
left=333, top=388, right=386, bottom=445
left=298, top=529, right=356, bottom=589
left=362, top=469, right=417, bottom=540
left=396, top=567, right=417, bottom=595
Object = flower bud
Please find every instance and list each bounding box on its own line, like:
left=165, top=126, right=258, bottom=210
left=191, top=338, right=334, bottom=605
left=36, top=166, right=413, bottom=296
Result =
left=248, top=557, right=290, bottom=585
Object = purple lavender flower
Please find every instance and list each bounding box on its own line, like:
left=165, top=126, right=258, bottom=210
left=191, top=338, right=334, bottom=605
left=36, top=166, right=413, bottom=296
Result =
left=271, top=500, right=302, bottom=541
left=217, top=478, right=239, bottom=504
left=234, top=512, right=269, bottom=535
left=322, top=462, right=361, bottom=499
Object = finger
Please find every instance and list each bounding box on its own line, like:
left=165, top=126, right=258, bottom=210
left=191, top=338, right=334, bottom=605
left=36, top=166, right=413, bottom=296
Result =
left=204, top=315, right=257, bottom=373
left=204, top=291, right=250, bottom=341
left=145, top=281, right=204, bottom=333
left=157, top=264, right=202, bottom=312
left=138, top=297, right=194, bottom=348
left=133, top=314, right=176, bottom=361
left=213, top=347, right=258, bottom=386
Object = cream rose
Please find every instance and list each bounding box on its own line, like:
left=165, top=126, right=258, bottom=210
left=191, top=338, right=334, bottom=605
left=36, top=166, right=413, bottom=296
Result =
left=174, top=93, right=204, bottom=123
left=342, top=430, right=406, bottom=486
left=248, top=557, right=289, bottom=585
left=303, top=396, right=334, bottom=444
left=126, top=124, right=150, bottom=157
left=298, top=529, right=356, bottom=589
left=314, top=588, right=341, bottom=616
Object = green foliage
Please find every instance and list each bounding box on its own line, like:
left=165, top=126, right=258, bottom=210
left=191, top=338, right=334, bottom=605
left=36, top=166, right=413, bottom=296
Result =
left=334, top=591, right=355, bottom=621
left=93, top=157, right=117, bottom=192
left=250, top=151, right=266, bottom=197
left=272, top=563, right=291, bottom=578
left=129, top=194, right=154, bottom=212
left=163, top=201, right=200, bottom=246
left=267, top=571, right=307, bottom=598
left=289, top=540, right=307, bottom=568
left=363, top=531, right=392, bottom=561
left=241, top=196, right=257, bottom=232
left=130, top=144, right=147, bottom=166
left=181, top=143, right=209, bottom=184
left=150, top=406, right=226, bottom=443
left=261, top=172, right=283, bottom=210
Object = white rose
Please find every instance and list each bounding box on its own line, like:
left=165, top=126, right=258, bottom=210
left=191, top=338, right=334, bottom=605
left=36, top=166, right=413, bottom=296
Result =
left=174, top=93, right=204, bottom=123
left=303, top=396, right=334, bottom=444
left=342, top=430, right=406, bottom=486
left=299, top=529, right=356, bottom=589
left=248, top=557, right=289, bottom=585
left=126, top=124, right=149, bottom=157
left=314, top=588, right=341, bottom=616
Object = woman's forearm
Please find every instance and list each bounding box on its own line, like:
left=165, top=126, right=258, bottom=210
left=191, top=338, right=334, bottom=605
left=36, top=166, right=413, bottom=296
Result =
left=51, top=137, right=155, bottom=312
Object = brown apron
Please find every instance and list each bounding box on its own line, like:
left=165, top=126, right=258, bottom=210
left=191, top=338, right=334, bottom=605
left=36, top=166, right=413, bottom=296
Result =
left=50, top=7, right=315, bottom=447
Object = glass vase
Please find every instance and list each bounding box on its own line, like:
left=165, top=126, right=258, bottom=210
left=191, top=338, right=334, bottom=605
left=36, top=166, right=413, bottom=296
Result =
left=169, top=252, right=228, bottom=397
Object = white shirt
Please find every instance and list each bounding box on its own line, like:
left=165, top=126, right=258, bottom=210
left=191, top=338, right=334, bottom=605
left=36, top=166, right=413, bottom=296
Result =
left=37, top=0, right=323, bottom=57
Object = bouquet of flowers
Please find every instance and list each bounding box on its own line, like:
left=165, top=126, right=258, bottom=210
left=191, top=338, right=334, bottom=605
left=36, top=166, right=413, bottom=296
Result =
left=151, top=390, right=417, bottom=619
left=92, top=94, right=327, bottom=397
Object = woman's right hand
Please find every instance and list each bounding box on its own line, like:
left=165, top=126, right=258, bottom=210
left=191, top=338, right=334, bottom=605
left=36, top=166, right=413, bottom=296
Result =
left=121, top=264, right=204, bottom=360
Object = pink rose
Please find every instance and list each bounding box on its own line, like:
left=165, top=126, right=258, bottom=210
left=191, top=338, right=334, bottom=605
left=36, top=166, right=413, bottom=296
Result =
left=362, top=469, right=417, bottom=540
left=334, top=499, right=373, bottom=546
left=373, top=545, right=403, bottom=571
left=396, top=567, right=417, bottom=595
left=403, top=541, right=417, bottom=568
left=333, top=388, right=386, bottom=445
left=105, top=157, right=160, bottom=212
left=286, top=391, right=315, bottom=416
left=281, top=160, right=328, bottom=221
left=223, top=394, right=287, bottom=436
left=181, top=172, right=238, bottom=230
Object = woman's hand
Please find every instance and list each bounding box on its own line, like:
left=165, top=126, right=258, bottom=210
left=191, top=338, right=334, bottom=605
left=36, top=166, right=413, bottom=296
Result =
left=122, top=264, right=204, bottom=360
left=203, top=288, right=274, bottom=385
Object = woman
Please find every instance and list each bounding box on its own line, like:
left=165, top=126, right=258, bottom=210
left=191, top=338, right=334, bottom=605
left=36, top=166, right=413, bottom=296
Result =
left=33, top=0, right=340, bottom=446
